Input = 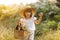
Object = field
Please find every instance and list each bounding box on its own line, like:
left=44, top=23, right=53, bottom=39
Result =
left=0, top=0, right=60, bottom=40
left=0, top=14, right=60, bottom=40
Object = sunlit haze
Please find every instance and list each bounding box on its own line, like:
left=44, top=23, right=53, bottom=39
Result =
left=0, top=0, right=39, bottom=5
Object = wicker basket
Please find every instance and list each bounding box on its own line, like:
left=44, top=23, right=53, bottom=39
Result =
left=14, top=25, right=29, bottom=40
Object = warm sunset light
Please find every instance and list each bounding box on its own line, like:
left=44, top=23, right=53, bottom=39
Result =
left=0, top=0, right=39, bottom=5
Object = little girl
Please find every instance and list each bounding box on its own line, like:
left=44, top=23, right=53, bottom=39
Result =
left=19, top=7, right=43, bottom=40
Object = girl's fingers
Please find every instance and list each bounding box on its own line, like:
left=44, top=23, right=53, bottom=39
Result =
left=38, top=13, right=43, bottom=17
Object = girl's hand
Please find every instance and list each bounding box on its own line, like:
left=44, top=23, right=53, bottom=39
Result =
left=38, top=12, right=43, bottom=17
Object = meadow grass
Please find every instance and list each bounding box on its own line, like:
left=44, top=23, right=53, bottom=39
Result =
left=0, top=15, right=60, bottom=40
left=0, top=25, right=60, bottom=40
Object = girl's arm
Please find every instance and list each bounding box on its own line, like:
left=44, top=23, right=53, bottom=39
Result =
left=17, top=18, right=21, bottom=26
left=17, top=17, right=23, bottom=26
left=34, top=13, right=43, bottom=24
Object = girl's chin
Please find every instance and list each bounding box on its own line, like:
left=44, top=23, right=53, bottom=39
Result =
left=25, top=17, right=31, bottom=18
left=26, top=17, right=30, bottom=18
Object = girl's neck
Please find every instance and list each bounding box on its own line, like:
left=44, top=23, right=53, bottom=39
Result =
left=24, top=17, right=32, bottom=19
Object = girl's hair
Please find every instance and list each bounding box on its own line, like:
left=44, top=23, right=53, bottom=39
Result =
left=24, top=9, right=32, bottom=18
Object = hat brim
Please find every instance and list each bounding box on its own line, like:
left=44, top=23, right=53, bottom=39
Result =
left=20, top=7, right=35, bottom=17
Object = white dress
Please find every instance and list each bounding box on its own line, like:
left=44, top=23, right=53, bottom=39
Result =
left=20, top=17, right=37, bottom=40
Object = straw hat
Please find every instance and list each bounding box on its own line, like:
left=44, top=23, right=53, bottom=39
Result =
left=20, top=6, right=35, bottom=17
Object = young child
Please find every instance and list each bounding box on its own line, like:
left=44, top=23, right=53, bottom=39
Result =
left=19, top=7, right=43, bottom=40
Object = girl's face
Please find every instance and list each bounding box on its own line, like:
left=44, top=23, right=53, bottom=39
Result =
left=24, top=12, right=32, bottom=18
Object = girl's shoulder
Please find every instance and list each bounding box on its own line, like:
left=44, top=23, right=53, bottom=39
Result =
left=20, top=18, right=25, bottom=21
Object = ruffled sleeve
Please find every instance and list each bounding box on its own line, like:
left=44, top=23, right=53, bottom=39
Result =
left=34, top=17, right=37, bottom=20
